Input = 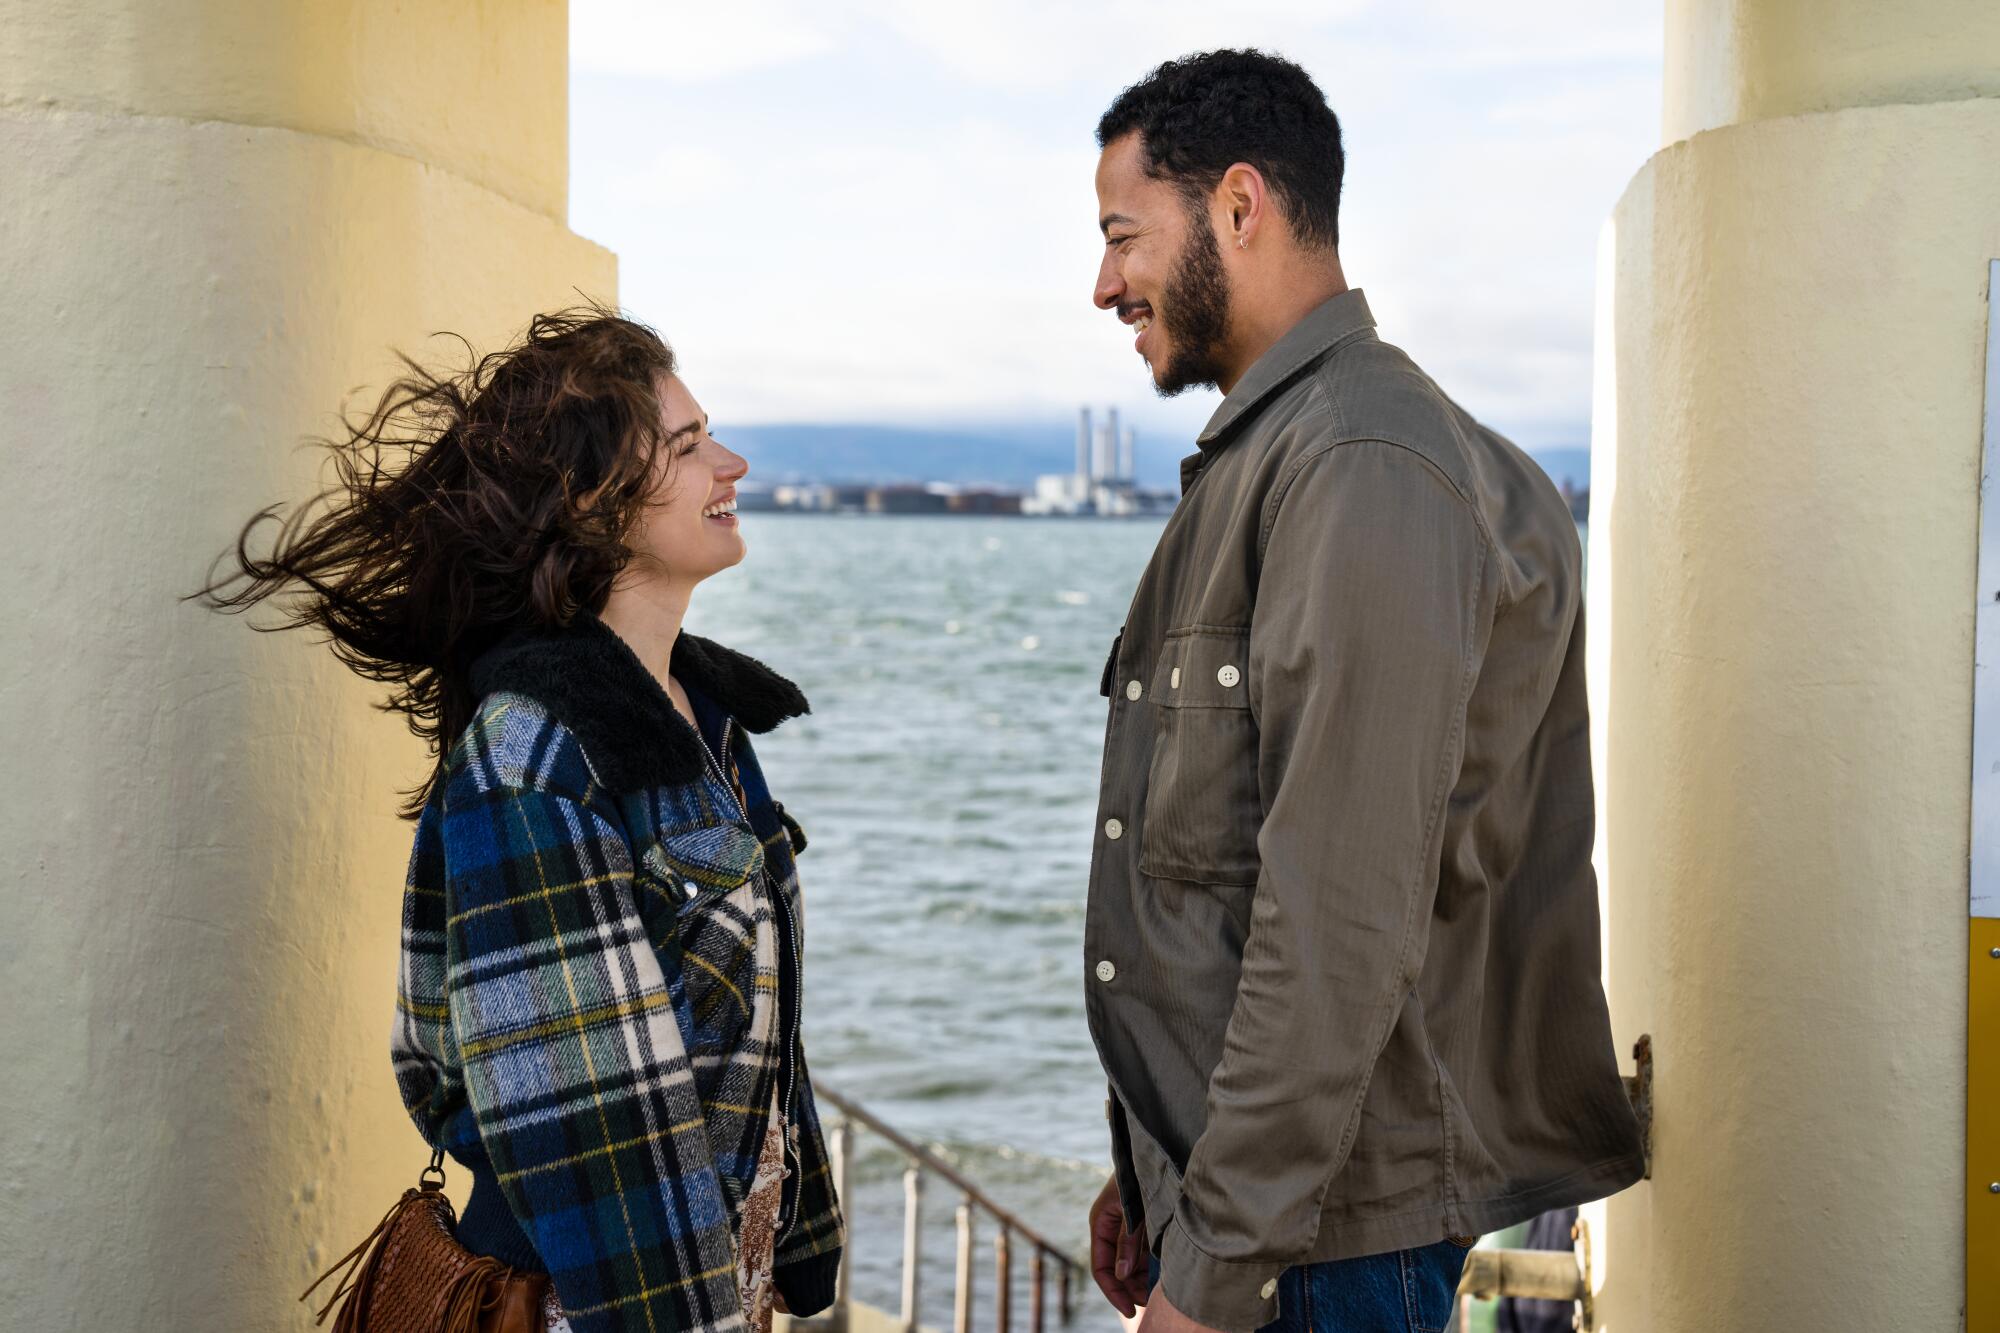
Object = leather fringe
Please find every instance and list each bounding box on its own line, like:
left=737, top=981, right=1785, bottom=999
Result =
left=298, top=1187, right=441, bottom=1330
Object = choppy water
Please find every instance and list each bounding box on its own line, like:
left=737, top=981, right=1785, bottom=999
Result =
left=686, top=514, right=1161, bottom=1333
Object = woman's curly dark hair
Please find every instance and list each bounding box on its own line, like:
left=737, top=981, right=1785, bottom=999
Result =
left=194, top=308, right=679, bottom=816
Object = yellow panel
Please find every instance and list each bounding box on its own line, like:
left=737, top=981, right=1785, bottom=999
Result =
left=1663, top=0, right=2000, bottom=144
left=0, top=0, right=571, bottom=220
left=1974, top=919, right=2000, bottom=1331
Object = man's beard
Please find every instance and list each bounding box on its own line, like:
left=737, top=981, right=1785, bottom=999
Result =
left=1152, top=210, right=1233, bottom=397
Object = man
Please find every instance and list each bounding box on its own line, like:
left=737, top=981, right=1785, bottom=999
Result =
left=1081, top=50, right=1645, bottom=1333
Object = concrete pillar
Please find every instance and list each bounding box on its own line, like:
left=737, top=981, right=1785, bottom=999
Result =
left=0, top=3, right=615, bottom=1326
left=1588, top=2, right=2000, bottom=1328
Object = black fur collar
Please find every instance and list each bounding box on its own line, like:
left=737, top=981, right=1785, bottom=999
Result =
left=469, top=613, right=809, bottom=793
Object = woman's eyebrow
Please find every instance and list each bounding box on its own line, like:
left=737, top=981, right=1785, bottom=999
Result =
left=664, top=413, right=709, bottom=444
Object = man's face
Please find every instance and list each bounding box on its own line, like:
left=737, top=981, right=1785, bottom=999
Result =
left=1094, top=132, right=1234, bottom=397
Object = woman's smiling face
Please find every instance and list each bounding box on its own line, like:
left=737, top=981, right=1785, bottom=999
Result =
left=626, top=373, right=750, bottom=589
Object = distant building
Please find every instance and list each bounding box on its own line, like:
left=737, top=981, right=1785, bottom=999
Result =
left=1024, top=403, right=1176, bottom=516
left=1559, top=479, right=1591, bottom=524
left=756, top=409, right=1173, bottom=519
left=866, top=485, right=950, bottom=515
left=1089, top=478, right=1178, bottom=518
left=1023, top=471, right=1093, bottom=515
left=946, top=490, right=1023, bottom=515
left=771, top=483, right=838, bottom=511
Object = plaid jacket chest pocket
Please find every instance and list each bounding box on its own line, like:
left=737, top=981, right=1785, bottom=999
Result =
left=636, top=823, right=777, bottom=1063
left=1140, top=627, right=1262, bottom=888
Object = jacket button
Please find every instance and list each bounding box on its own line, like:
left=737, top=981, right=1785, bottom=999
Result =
left=1096, top=960, right=1117, bottom=983
left=1218, top=664, right=1241, bottom=688
left=1260, top=1279, right=1277, bottom=1300
left=1104, top=818, right=1124, bottom=840
left=1126, top=679, right=1144, bottom=701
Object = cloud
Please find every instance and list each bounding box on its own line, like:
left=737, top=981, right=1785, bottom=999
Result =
left=861, top=0, right=1376, bottom=91
left=570, top=0, right=839, bottom=80
left=568, top=0, right=1663, bottom=445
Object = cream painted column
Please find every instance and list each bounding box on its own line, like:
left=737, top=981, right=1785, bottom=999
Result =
left=0, top=3, right=614, bottom=1326
left=1588, top=2, right=2000, bottom=1329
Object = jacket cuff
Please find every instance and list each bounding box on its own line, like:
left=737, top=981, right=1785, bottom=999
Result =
left=775, top=1248, right=842, bottom=1317
left=1157, top=1221, right=1283, bottom=1333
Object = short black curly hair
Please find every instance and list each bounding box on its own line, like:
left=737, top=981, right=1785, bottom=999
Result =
left=1096, top=49, right=1344, bottom=252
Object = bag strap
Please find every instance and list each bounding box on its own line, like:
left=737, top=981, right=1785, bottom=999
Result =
left=423, top=1142, right=448, bottom=1191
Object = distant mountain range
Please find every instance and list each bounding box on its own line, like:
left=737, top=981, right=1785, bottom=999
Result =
left=723, top=422, right=1591, bottom=493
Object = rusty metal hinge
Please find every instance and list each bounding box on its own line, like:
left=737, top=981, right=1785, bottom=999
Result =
left=1622, top=1032, right=1653, bottom=1180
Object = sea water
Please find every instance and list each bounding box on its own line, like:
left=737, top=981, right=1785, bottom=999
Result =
left=689, top=513, right=1157, bottom=1333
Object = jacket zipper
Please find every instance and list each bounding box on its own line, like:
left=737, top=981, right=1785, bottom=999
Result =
left=692, top=717, right=807, bottom=1240
left=767, top=850, right=807, bottom=1239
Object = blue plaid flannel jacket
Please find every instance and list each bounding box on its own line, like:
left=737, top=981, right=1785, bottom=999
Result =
left=392, top=616, right=844, bottom=1331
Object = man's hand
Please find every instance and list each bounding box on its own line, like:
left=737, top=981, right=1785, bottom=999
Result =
left=1135, top=1285, right=1225, bottom=1333
left=1088, top=1174, right=1152, bottom=1317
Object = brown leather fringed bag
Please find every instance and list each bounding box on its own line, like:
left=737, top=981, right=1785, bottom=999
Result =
left=300, top=1148, right=552, bottom=1333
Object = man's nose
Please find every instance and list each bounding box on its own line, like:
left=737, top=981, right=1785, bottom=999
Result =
left=1094, top=254, right=1123, bottom=311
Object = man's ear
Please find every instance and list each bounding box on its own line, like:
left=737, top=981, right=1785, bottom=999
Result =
left=1216, top=162, right=1267, bottom=246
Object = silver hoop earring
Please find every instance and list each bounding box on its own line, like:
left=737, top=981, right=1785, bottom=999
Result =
left=1237, top=236, right=1248, bottom=249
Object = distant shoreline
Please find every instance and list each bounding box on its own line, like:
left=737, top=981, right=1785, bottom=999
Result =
left=741, top=508, right=1171, bottom=519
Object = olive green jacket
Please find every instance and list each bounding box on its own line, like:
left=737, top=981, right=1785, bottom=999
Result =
left=1085, top=290, right=1645, bottom=1332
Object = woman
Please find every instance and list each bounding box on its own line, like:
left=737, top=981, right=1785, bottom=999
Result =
left=202, top=310, right=844, bottom=1332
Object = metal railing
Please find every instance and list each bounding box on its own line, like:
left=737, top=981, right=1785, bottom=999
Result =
left=807, top=1085, right=1086, bottom=1333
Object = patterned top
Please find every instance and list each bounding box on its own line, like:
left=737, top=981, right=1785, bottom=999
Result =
left=733, top=1093, right=791, bottom=1333
left=390, top=618, right=844, bottom=1332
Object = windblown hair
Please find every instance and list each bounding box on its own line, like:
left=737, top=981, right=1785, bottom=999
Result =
left=1096, top=48, right=1345, bottom=251
left=195, top=308, right=679, bottom=816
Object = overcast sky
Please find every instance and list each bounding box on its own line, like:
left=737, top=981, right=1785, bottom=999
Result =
left=569, top=2, right=1662, bottom=452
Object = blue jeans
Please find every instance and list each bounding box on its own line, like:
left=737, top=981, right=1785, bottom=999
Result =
left=1150, top=1240, right=1472, bottom=1333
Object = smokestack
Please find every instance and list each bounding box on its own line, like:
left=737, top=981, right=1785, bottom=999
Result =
left=1120, top=426, right=1135, bottom=481
left=1099, top=406, right=1121, bottom=481
left=1076, top=407, right=1093, bottom=479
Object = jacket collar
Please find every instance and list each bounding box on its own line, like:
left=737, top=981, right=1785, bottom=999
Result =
left=469, top=612, right=810, bottom=794
left=1182, top=288, right=1377, bottom=492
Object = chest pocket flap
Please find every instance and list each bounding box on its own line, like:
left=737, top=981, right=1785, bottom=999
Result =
left=638, top=822, right=768, bottom=913
left=1148, top=626, right=1252, bottom=709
